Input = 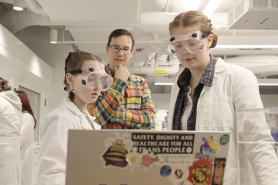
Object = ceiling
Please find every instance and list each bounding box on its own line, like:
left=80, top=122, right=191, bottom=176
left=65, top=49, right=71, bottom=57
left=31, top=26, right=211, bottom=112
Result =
left=0, top=0, right=278, bottom=94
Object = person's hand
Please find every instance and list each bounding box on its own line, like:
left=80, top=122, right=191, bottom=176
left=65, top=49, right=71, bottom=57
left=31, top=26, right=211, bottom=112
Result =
left=114, top=65, right=130, bottom=82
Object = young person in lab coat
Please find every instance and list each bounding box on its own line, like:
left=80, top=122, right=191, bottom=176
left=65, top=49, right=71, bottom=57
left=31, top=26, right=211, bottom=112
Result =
left=167, top=11, right=278, bottom=185
left=0, top=77, right=22, bottom=185
left=37, top=51, right=113, bottom=185
left=17, top=90, right=36, bottom=185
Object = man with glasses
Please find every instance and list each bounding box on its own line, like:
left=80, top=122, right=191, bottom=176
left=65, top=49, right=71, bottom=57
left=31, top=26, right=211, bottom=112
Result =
left=88, top=29, right=156, bottom=129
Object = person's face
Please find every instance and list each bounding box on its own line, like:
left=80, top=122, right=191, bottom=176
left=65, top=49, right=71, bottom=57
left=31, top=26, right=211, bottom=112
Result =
left=170, top=24, right=213, bottom=71
left=67, top=60, right=104, bottom=104
left=106, top=35, right=134, bottom=70
left=141, top=155, right=151, bottom=166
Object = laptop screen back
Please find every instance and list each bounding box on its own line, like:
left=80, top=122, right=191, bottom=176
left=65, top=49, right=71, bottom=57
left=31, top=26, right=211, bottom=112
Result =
left=65, top=130, right=230, bottom=185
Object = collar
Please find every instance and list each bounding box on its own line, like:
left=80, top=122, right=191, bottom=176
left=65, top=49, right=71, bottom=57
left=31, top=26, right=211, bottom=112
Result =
left=199, top=55, right=217, bottom=87
left=214, top=57, right=227, bottom=73
left=62, top=97, right=95, bottom=121
left=105, top=64, right=115, bottom=77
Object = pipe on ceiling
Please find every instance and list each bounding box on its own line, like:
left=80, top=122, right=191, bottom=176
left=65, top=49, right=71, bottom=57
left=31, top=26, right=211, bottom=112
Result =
left=224, top=55, right=278, bottom=77
left=0, top=9, right=53, bottom=33
left=249, top=65, right=278, bottom=78
left=24, top=0, right=46, bottom=14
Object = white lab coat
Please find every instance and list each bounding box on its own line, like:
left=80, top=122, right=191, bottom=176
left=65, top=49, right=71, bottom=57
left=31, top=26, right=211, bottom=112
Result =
left=37, top=97, right=100, bottom=185
left=168, top=58, right=278, bottom=185
left=19, top=112, right=35, bottom=185
left=0, top=91, right=22, bottom=185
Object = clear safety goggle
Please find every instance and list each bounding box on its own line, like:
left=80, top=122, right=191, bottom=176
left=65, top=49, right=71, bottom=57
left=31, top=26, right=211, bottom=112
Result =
left=168, top=31, right=211, bottom=56
left=69, top=67, right=113, bottom=91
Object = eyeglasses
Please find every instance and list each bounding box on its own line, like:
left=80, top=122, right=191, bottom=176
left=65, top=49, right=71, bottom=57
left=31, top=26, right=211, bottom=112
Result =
left=109, top=45, right=132, bottom=55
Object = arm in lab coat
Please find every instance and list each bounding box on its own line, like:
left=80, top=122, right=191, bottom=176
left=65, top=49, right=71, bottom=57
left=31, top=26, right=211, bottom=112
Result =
left=233, top=68, right=278, bottom=185
left=37, top=114, right=70, bottom=185
left=19, top=112, right=35, bottom=185
left=19, top=112, right=35, bottom=148
left=168, top=81, right=178, bottom=130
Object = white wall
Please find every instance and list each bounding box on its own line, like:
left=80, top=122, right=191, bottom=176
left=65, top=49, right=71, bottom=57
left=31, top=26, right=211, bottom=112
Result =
left=0, top=24, right=53, bottom=93
left=151, top=93, right=171, bottom=110
left=15, top=26, right=73, bottom=120
left=261, top=95, right=278, bottom=128
left=261, top=95, right=278, bottom=108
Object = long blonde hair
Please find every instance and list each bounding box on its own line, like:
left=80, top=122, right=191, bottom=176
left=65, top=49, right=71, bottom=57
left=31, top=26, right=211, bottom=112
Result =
left=169, top=11, right=218, bottom=48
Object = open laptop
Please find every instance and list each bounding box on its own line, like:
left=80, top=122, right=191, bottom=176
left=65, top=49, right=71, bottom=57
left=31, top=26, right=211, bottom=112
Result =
left=65, top=130, right=230, bottom=185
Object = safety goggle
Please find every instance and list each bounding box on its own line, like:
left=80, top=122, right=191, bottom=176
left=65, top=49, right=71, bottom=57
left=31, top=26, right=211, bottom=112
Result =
left=168, top=31, right=211, bottom=56
left=69, top=67, right=113, bottom=91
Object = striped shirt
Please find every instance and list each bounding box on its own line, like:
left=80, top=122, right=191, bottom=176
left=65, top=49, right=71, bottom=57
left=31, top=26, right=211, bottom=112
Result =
left=88, top=65, right=156, bottom=129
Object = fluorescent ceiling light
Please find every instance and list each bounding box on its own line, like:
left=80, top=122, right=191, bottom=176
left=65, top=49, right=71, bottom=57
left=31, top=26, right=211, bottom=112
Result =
left=258, top=79, right=278, bottom=86
left=258, top=83, right=278, bottom=86
left=155, top=79, right=278, bottom=86
left=50, top=29, right=58, bottom=44
left=184, top=0, right=202, bottom=10
left=155, top=82, right=278, bottom=86
left=213, top=24, right=227, bottom=27
left=203, top=0, right=223, bottom=18
left=13, top=7, right=23, bottom=11
left=13, top=0, right=24, bottom=11
left=154, top=82, right=174, bottom=85
left=215, top=45, right=278, bottom=49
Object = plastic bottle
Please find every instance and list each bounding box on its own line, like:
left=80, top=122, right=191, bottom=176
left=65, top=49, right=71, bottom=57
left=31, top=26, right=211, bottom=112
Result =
left=151, top=119, right=156, bottom=130
left=162, top=113, right=168, bottom=130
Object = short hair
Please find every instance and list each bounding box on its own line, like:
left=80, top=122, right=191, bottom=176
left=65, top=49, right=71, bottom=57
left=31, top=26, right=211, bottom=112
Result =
left=63, top=51, right=104, bottom=101
left=0, top=77, right=11, bottom=92
left=107, top=29, right=135, bottom=50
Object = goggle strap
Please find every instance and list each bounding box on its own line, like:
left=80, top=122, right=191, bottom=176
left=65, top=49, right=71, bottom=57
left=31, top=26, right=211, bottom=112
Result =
left=170, top=32, right=199, bottom=42
left=68, top=69, right=82, bottom=74
left=202, top=31, right=212, bottom=38
left=170, top=31, right=212, bottom=42
left=68, top=67, right=99, bottom=74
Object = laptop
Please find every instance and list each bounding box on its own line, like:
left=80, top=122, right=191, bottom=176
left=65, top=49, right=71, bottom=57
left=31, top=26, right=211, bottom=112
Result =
left=65, top=130, right=230, bottom=185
